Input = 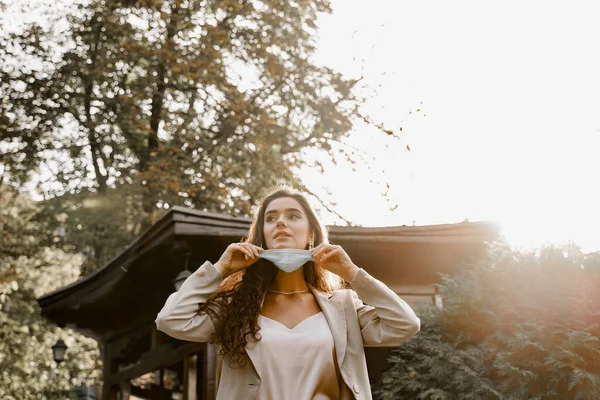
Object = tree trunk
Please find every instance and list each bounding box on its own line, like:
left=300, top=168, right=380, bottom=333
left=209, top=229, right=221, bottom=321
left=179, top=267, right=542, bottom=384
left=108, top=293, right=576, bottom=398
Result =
left=140, top=2, right=182, bottom=229
left=83, top=10, right=111, bottom=194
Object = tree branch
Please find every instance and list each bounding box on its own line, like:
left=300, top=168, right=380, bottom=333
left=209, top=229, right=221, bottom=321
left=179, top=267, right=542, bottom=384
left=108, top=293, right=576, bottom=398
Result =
left=301, top=185, right=354, bottom=227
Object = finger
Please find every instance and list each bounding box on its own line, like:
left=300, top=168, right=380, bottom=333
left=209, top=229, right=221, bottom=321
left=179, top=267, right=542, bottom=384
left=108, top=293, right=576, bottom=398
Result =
left=310, top=243, right=324, bottom=257
left=310, top=249, right=320, bottom=259
left=236, top=244, right=253, bottom=260
left=244, top=243, right=258, bottom=259
left=242, top=243, right=259, bottom=259
left=314, top=252, right=328, bottom=264
left=324, top=244, right=342, bottom=255
left=312, top=243, right=332, bottom=259
left=321, top=248, right=339, bottom=262
left=313, top=256, right=322, bottom=266
left=310, top=242, right=325, bottom=255
left=323, top=246, right=343, bottom=261
left=244, top=244, right=258, bottom=259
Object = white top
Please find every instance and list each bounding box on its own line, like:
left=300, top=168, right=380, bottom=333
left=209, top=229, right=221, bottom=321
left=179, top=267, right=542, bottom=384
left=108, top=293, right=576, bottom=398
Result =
left=255, top=311, right=341, bottom=400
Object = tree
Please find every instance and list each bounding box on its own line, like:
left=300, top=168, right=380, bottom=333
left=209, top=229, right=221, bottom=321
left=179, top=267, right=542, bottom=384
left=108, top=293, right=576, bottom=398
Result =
left=1, top=0, right=363, bottom=216
left=1, top=0, right=371, bottom=270
left=373, top=244, right=600, bottom=400
left=0, top=185, right=101, bottom=400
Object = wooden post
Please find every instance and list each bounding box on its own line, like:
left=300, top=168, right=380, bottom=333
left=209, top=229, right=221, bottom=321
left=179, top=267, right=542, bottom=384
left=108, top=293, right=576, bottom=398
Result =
left=183, top=354, right=198, bottom=400
left=205, top=344, right=217, bottom=400
left=151, top=326, right=165, bottom=349
left=151, top=328, right=164, bottom=388
left=100, top=341, right=119, bottom=400
left=99, top=381, right=119, bottom=400
left=119, top=381, right=131, bottom=400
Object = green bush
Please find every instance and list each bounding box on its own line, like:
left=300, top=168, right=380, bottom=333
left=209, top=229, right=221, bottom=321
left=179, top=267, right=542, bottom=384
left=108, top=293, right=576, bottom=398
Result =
left=373, top=244, right=600, bottom=400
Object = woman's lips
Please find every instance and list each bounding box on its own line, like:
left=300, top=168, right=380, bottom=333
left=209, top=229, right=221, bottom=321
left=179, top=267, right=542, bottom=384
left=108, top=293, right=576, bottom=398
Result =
left=275, top=236, right=290, bottom=240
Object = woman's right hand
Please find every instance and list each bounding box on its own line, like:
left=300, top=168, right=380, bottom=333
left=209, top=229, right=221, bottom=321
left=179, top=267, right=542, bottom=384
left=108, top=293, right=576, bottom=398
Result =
left=214, top=242, right=264, bottom=279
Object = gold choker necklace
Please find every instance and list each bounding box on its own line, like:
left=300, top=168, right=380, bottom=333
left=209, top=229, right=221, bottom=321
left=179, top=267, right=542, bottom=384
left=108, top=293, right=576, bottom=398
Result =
left=268, top=287, right=309, bottom=295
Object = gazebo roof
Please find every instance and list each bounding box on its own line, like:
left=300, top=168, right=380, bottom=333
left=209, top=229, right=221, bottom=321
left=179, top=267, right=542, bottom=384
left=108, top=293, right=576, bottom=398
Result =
left=37, top=206, right=499, bottom=341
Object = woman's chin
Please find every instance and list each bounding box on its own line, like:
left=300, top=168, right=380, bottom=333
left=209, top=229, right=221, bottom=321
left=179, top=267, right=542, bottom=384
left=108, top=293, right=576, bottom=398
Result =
left=270, top=242, right=302, bottom=250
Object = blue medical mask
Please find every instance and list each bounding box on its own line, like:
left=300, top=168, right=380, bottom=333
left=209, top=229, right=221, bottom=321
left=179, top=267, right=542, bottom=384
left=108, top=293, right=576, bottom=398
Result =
left=259, top=249, right=314, bottom=273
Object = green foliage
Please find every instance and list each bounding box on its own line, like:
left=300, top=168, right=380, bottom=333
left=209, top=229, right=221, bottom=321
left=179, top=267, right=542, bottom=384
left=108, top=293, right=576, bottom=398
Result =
left=374, top=244, right=600, bottom=400
left=374, top=306, right=502, bottom=400
left=38, top=183, right=148, bottom=275
left=0, top=187, right=102, bottom=399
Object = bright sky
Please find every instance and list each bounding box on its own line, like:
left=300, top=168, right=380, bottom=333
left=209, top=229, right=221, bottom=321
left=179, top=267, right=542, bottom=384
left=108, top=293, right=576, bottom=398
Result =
left=302, top=0, right=600, bottom=252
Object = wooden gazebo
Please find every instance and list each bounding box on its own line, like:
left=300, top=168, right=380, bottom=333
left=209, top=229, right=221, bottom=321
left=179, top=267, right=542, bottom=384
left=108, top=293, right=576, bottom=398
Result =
left=37, top=206, right=499, bottom=399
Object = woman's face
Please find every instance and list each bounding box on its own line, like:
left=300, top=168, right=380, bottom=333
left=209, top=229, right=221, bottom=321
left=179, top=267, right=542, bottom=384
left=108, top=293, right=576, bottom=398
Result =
left=263, top=197, right=312, bottom=250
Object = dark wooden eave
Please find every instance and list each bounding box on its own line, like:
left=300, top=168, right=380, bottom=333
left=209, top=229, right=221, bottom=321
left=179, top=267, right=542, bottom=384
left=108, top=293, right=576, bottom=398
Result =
left=37, top=208, right=251, bottom=306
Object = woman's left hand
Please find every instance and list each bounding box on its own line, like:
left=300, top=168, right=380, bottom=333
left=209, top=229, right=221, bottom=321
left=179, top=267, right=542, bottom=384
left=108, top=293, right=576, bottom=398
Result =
left=310, top=243, right=360, bottom=282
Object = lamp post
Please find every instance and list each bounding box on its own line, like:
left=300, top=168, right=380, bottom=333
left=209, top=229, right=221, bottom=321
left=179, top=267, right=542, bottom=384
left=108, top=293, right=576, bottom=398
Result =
left=48, top=339, right=76, bottom=397
left=173, top=252, right=192, bottom=291
left=50, top=339, right=95, bottom=399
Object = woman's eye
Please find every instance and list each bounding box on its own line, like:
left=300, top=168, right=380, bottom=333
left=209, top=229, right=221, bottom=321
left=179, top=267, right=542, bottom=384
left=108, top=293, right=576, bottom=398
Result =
left=289, top=214, right=300, bottom=220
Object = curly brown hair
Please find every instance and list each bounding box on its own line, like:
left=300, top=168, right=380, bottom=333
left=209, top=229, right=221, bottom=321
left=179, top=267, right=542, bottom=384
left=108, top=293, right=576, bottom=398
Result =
left=197, top=185, right=345, bottom=368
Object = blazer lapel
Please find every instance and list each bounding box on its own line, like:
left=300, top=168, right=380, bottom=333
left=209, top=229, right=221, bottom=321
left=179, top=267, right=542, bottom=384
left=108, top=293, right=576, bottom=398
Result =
left=245, top=339, right=262, bottom=379
left=310, top=286, right=347, bottom=368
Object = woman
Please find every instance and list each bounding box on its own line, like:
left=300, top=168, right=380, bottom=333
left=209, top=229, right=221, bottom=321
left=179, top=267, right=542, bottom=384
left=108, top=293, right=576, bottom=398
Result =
left=155, top=186, right=420, bottom=400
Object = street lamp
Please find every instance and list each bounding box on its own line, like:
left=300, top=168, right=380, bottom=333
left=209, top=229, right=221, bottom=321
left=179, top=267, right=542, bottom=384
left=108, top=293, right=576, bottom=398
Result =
left=50, top=340, right=93, bottom=398
left=52, top=339, right=67, bottom=364
left=173, top=252, right=192, bottom=291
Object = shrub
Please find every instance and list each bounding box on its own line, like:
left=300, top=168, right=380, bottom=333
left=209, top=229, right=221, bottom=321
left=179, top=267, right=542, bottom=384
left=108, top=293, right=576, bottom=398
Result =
left=374, top=244, right=600, bottom=400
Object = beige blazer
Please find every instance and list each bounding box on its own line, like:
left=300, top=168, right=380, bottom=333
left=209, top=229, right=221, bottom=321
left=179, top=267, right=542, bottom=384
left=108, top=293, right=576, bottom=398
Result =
left=155, top=261, right=420, bottom=400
